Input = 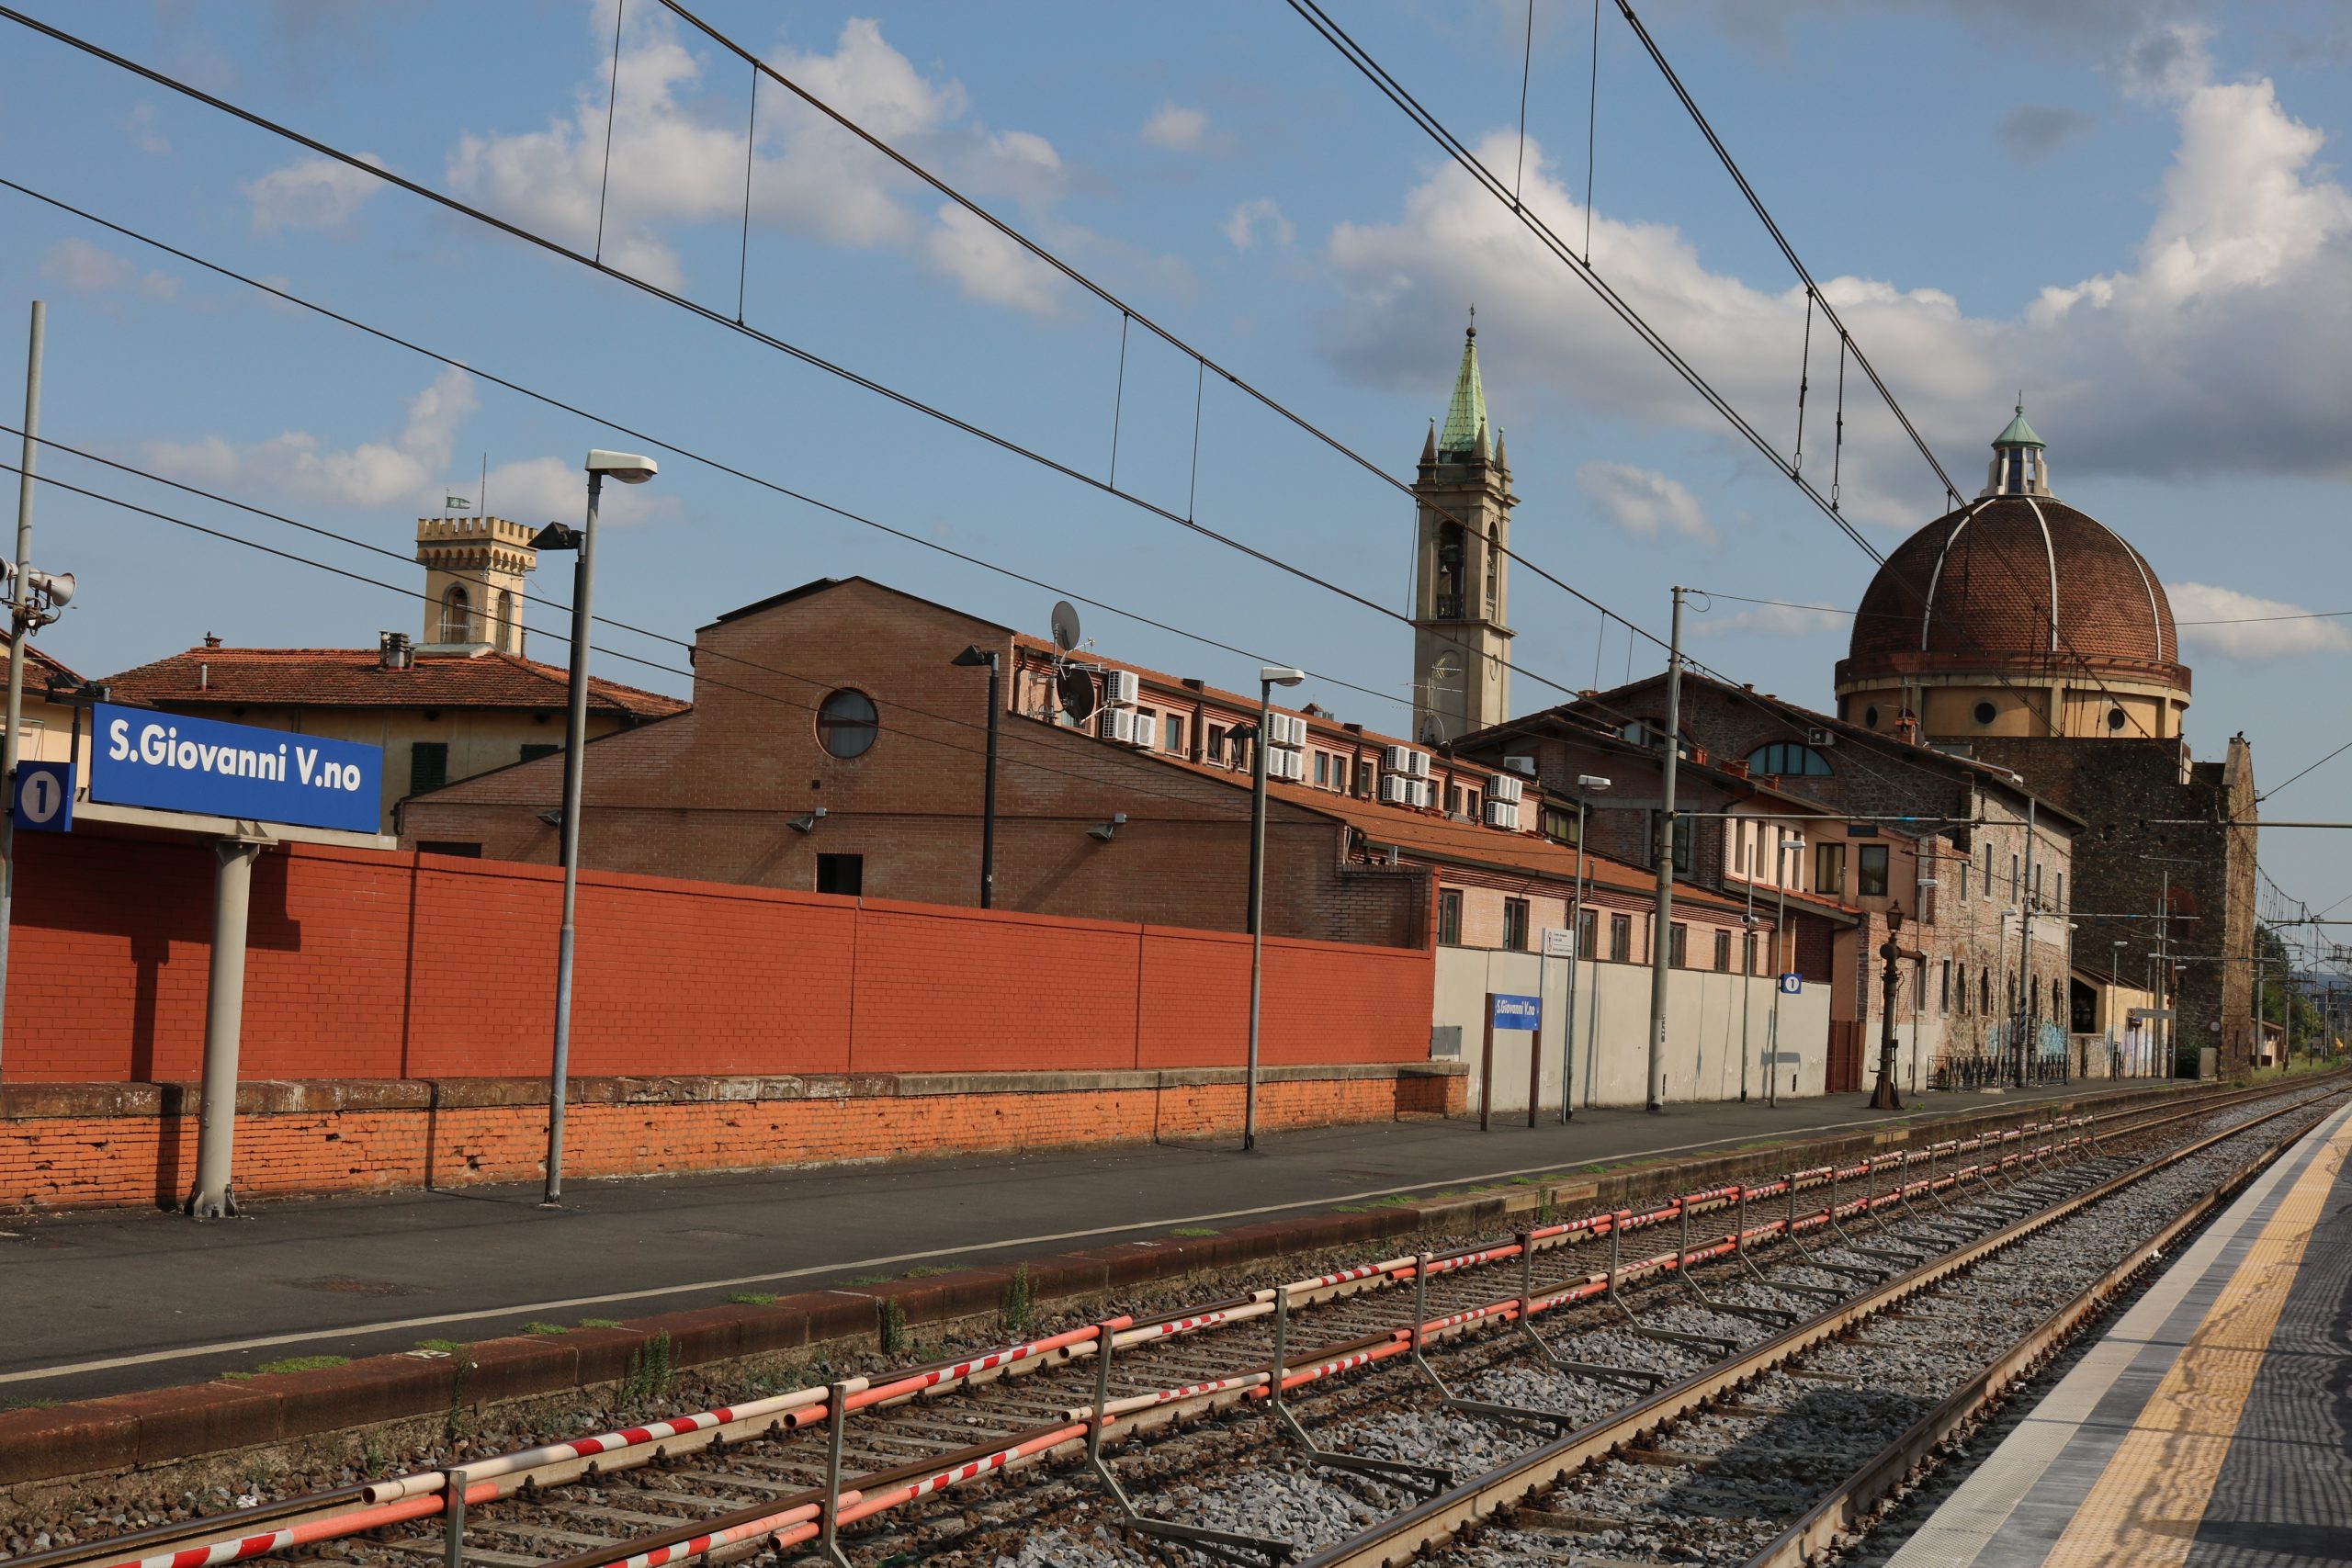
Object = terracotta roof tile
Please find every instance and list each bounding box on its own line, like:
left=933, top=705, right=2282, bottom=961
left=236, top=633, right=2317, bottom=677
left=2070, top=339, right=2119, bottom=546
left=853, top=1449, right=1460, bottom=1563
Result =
left=99, top=647, right=688, bottom=717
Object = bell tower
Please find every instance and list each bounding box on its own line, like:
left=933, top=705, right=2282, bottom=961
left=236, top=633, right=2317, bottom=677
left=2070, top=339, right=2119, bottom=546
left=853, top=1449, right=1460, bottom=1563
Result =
left=1410, top=316, right=1516, bottom=744
left=416, top=515, right=538, bottom=656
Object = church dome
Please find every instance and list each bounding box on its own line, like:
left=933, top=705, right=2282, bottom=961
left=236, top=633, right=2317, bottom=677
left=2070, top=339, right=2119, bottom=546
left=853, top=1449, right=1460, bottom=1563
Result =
left=1833, top=407, right=2190, bottom=741
left=1843, top=495, right=2180, bottom=680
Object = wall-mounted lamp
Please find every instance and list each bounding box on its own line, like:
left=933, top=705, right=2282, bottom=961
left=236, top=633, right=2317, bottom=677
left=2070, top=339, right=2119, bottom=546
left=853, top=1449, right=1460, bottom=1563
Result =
left=1090, top=812, right=1128, bottom=842
left=789, top=807, right=829, bottom=833
left=537, top=808, right=564, bottom=828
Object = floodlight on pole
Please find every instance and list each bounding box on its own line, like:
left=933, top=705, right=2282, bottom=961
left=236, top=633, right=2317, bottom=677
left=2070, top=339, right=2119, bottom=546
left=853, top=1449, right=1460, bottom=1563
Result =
left=1242, top=667, right=1306, bottom=1152
left=543, top=448, right=656, bottom=1207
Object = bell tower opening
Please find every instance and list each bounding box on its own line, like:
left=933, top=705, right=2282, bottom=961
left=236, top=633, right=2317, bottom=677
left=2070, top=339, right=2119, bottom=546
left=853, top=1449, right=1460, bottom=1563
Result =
left=1410, top=312, right=1518, bottom=744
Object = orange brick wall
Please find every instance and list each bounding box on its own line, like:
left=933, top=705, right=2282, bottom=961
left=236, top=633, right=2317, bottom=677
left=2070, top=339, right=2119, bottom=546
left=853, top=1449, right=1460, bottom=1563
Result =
left=1, top=1071, right=1464, bottom=1210
left=1, top=832, right=1433, bottom=1082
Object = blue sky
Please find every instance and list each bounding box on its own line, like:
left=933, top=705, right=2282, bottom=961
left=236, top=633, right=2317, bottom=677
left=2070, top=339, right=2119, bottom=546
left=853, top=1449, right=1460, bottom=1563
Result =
left=2, top=0, right=2350, bottom=923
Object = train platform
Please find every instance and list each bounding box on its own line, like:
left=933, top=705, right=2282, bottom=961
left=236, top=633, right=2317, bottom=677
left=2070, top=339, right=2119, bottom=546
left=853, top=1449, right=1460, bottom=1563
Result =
left=0, top=1077, right=2205, bottom=1407
left=1890, top=1095, right=2352, bottom=1568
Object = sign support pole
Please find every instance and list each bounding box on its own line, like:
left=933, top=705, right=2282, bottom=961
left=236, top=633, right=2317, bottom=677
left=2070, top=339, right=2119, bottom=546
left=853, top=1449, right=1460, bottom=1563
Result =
left=0, top=299, right=43, bottom=1077
left=188, top=840, right=263, bottom=1217
left=1479, top=993, right=1495, bottom=1133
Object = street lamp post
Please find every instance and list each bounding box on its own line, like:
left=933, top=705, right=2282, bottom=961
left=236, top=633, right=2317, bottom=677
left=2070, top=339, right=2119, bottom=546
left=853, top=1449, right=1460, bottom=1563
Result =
left=537, top=449, right=657, bottom=1207
left=951, top=647, right=1001, bottom=908
left=1560, top=774, right=1610, bottom=1122
left=1243, top=665, right=1305, bottom=1152
left=1770, top=837, right=1802, bottom=1108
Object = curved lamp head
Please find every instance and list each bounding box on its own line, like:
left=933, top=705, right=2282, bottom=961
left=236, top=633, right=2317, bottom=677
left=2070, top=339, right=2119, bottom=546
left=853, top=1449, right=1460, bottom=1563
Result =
left=1576, top=774, right=1611, bottom=792
left=1259, top=665, right=1306, bottom=688
left=586, top=449, right=659, bottom=484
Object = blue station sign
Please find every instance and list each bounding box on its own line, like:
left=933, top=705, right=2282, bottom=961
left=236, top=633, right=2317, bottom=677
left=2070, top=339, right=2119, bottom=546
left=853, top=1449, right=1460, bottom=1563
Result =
left=1490, top=993, right=1542, bottom=1031
left=92, top=703, right=381, bottom=834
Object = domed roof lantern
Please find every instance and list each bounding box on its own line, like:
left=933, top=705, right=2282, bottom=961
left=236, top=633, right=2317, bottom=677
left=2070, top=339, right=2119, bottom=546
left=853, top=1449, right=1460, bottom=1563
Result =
left=1982, top=395, right=2053, bottom=498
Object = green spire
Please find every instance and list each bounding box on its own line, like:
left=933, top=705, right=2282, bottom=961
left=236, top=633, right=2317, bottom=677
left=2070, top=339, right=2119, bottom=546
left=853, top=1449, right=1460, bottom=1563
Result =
left=1436, top=313, right=1488, bottom=461
left=1992, top=397, right=2044, bottom=449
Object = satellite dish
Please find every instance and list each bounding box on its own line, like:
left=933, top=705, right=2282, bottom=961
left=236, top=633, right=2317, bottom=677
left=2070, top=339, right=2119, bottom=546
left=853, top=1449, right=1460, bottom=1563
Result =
left=1051, top=600, right=1083, bottom=652
left=1057, top=667, right=1098, bottom=726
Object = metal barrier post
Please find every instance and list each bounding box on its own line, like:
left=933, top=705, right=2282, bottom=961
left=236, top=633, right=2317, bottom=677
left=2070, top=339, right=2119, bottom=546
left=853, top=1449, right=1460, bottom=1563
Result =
left=819, top=1383, right=854, bottom=1568
left=441, top=1469, right=468, bottom=1568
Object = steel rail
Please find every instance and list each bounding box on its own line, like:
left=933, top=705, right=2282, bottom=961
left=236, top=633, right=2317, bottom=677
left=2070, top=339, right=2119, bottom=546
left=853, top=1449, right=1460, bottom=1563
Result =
left=1285, top=1086, right=2343, bottom=1568
left=13, top=1077, right=2323, bottom=1568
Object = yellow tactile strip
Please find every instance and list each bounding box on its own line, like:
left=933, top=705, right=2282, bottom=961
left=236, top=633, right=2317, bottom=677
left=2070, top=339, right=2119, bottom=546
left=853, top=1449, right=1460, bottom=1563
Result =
left=2041, top=1111, right=2352, bottom=1568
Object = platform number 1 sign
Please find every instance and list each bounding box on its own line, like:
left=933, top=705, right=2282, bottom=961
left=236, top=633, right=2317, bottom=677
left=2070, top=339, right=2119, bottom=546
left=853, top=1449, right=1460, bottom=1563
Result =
left=12, top=761, right=74, bottom=832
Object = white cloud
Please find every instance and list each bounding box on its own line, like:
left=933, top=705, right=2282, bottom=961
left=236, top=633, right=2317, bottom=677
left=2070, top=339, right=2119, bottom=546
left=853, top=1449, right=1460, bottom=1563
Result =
left=39, top=238, right=178, bottom=300
left=2170, top=581, right=2352, bottom=659
left=243, top=152, right=387, bottom=232
left=468, top=455, right=680, bottom=530
left=139, top=367, right=683, bottom=531
left=1576, top=462, right=1715, bottom=545
left=1141, top=104, right=1209, bottom=152
left=1223, top=197, right=1295, bottom=251
left=2117, top=22, right=2213, bottom=102
left=443, top=8, right=1093, bottom=307
left=121, top=102, right=169, bottom=156
left=1694, top=601, right=1849, bottom=639
left=145, top=367, right=477, bottom=512
left=1321, top=40, right=2352, bottom=513
left=924, top=204, right=1066, bottom=315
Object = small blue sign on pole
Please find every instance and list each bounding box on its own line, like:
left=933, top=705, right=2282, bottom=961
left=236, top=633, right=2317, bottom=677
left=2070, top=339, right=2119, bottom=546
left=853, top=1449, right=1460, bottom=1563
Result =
left=12, top=760, right=73, bottom=832
left=1779, top=972, right=1804, bottom=996
left=1490, top=993, right=1542, bottom=1030
left=91, top=703, right=382, bottom=834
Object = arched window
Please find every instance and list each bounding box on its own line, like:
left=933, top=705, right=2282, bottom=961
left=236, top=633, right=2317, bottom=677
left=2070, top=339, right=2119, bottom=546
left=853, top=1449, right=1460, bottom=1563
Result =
left=1433, top=522, right=1464, bottom=619
left=493, top=589, right=515, bottom=652
left=1745, top=742, right=1832, bottom=778
left=1483, top=525, right=1499, bottom=618
left=439, top=584, right=470, bottom=643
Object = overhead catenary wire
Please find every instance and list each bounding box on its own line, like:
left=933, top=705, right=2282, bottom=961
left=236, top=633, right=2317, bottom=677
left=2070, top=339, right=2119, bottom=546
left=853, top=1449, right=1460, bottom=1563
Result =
left=0, top=6, right=1666, bottom=721
left=0, top=178, right=1746, bottom=767
left=1283, top=0, right=2171, bottom=747
left=5, top=461, right=1752, bottom=874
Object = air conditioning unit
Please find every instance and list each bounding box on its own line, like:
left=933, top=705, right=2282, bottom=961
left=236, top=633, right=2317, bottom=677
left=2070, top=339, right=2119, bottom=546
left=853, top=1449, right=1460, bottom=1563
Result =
left=1378, top=774, right=1411, bottom=806
left=1487, top=773, right=1523, bottom=804
left=1406, top=779, right=1433, bottom=809
left=1267, top=747, right=1305, bottom=783
left=1099, top=708, right=1137, bottom=745
left=1805, top=727, right=1837, bottom=747
left=1268, top=712, right=1308, bottom=749
left=1503, top=754, right=1539, bottom=777
left=1103, top=670, right=1141, bottom=707
left=1484, top=799, right=1520, bottom=830
left=1385, top=745, right=1430, bottom=780
left=1129, top=712, right=1158, bottom=750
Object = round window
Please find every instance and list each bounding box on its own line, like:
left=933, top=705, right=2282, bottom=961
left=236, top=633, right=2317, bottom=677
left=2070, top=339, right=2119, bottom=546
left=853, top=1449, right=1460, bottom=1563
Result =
left=2107, top=706, right=2127, bottom=732
left=816, top=689, right=878, bottom=759
left=1862, top=705, right=1880, bottom=728
left=1973, top=701, right=1997, bottom=726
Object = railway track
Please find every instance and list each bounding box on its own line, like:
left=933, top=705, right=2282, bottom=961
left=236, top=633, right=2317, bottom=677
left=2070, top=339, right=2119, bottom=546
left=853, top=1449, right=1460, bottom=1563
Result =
left=1281, top=1084, right=2343, bottom=1568
left=7, top=1079, right=2334, bottom=1568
